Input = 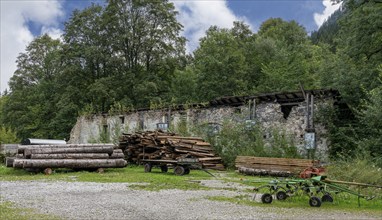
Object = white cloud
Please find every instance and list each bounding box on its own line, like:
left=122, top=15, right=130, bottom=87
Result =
left=314, top=0, right=342, bottom=28
left=41, top=26, right=64, bottom=40
left=0, top=0, right=64, bottom=94
left=171, top=0, right=252, bottom=53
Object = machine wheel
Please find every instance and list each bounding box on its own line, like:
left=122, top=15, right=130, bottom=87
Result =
left=261, top=193, right=273, bottom=204
left=309, top=196, right=322, bottom=207
left=144, top=163, right=152, bottom=173
left=184, top=168, right=190, bottom=175
left=276, top=191, right=288, bottom=200
left=174, top=166, right=185, bottom=176
left=322, top=194, right=333, bottom=203
left=160, top=165, right=168, bottom=173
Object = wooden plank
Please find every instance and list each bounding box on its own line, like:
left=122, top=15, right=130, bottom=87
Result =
left=198, top=157, right=222, bottom=161
left=159, top=136, right=204, bottom=141
left=235, top=156, right=318, bottom=173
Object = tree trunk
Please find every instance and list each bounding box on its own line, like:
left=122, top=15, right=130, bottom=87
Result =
left=13, top=159, right=127, bottom=169
left=238, top=166, right=292, bottom=177
left=5, top=157, right=15, bottom=167
left=109, top=153, right=125, bottom=159
left=30, top=153, right=110, bottom=159
left=24, top=146, right=114, bottom=158
left=18, top=144, right=115, bottom=154
left=13, top=159, right=24, bottom=168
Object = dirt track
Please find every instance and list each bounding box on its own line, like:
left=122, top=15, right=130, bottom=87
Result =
left=0, top=180, right=380, bottom=220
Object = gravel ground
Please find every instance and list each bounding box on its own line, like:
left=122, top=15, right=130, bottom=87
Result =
left=0, top=180, right=380, bottom=220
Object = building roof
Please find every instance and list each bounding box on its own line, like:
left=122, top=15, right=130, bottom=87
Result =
left=107, top=88, right=341, bottom=114
left=209, top=88, right=340, bottom=107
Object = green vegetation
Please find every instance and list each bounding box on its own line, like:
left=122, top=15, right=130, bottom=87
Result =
left=207, top=193, right=382, bottom=213
left=1, top=164, right=381, bottom=213
left=188, top=120, right=300, bottom=169
left=326, top=154, right=382, bottom=186
left=0, top=0, right=381, bottom=165
left=0, top=127, right=19, bottom=145
left=0, top=165, right=214, bottom=191
left=0, top=201, right=61, bottom=220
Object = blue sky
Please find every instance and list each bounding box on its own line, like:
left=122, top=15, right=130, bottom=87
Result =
left=0, top=0, right=341, bottom=93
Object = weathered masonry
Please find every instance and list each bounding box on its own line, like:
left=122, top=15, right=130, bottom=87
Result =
left=69, top=89, right=344, bottom=159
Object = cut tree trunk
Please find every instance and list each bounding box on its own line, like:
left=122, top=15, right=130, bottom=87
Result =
left=30, top=153, right=110, bottom=159
left=5, top=157, right=15, bottom=167
left=13, top=159, right=24, bottom=168
left=13, top=159, right=127, bottom=169
left=109, top=153, right=125, bottom=159
left=238, top=167, right=292, bottom=177
left=24, top=146, right=114, bottom=158
left=18, top=144, right=115, bottom=154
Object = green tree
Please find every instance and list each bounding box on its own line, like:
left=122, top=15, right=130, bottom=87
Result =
left=314, top=0, right=382, bottom=160
left=61, top=0, right=186, bottom=111
left=321, top=0, right=382, bottom=107
left=193, top=23, right=252, bottom=101
left=357, top=68, right=382, bottom=158
left=256, top=18, right=321, bottom=92
left=170, top=67, right=198, bottom=104
left=311, top=9, right=343, bottom=51
left=258, top=18, right=308, bottom=47
left=3, top=35, right=64, bottom=140
left=0, top=126, right=19, bottom=144
left=104, top=0, right=186, bottom=107
left=62, top=4, right=117, bottom=113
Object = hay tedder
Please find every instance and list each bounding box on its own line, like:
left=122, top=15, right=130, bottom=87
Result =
left=252, top=176, right=382, bottom=207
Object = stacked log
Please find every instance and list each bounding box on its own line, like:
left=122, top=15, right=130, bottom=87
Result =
left=119, top=131, right=224, bottom=170
left=11, top=144, right=127, bottom=171
left=235, top=156, right=320, bottom=177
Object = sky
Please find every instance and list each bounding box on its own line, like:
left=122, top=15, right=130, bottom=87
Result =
left=0, top=0, right=341, bottom=94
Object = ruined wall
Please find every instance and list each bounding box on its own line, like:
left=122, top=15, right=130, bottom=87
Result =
left=69, top=99, right=333, bottom=159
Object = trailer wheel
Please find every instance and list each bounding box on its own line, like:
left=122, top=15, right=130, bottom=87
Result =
left=276, top=191, right=288, bottom=200
left=309, top=196, right=322, bottom=207
left=160, top=165, right=168, bottom=173
left=261, top=193, right=273, bottom=204
left=174, top=166, right=185, bottom=176
left=184, top=168, right=190, bottom=175
left=322, top=194, right=333, bottom=203
left=144, top=163, right=152, bottom=173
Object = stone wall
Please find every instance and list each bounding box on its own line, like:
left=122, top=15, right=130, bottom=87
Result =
left=69, top=97, right=334, bottom=160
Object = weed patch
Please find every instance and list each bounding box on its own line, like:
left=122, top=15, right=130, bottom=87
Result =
left=207, top=193, right=382, bottom=214
left=0, top=200, right=60, bottom=220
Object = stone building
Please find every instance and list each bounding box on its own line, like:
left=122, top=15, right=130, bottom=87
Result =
left=69, top=89, right=342, bottom=160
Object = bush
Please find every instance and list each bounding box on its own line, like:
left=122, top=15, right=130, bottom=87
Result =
left=191, top=120, right=301, bottom=169
left=0, top=126, right=19, bottom=144
left=327, top=153, right=382, bottom=186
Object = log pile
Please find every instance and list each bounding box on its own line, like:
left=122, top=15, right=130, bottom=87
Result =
left=235, top=156, right=320, bottom=177
left=119, top=131, right=224, bottom=170
left=9, top=144, right=127, bottom=171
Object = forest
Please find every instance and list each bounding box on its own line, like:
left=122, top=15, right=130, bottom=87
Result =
left=0, top=0, right=381, bottom=163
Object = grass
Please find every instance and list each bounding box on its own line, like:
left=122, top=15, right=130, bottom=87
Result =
left=207, top=193, right=382, bottom=214
left=0, top=165, right=215, bottom=191
left=0, top=200, right=61, bottom=220
left=1, top=164, right=382, bottom=214
left=206, top=184, right=382, bottom=214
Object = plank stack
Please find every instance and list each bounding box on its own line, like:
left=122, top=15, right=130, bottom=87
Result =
left=119, top=131, right=224, bottom=170
left=235, top=156, right=320, bottom=177
left=9, top=144, right=127, bottom=172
